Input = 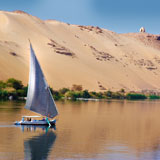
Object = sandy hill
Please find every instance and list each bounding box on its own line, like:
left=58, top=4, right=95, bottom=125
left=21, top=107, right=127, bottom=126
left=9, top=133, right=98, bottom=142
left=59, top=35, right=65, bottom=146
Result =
left=0, top=10, right=160, bottom=92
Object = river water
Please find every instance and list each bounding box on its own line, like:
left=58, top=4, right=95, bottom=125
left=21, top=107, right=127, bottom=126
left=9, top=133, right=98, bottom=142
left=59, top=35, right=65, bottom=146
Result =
left=0, top=100, right=160, bottom=160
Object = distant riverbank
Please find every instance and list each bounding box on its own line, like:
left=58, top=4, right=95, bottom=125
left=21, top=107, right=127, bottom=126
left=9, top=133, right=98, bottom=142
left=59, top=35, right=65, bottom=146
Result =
left=0, top=78, right=160, bottom=101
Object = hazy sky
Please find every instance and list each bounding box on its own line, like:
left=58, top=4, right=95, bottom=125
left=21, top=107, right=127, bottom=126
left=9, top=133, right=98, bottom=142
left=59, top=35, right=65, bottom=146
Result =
left=0, top=0, right=159, bottom=34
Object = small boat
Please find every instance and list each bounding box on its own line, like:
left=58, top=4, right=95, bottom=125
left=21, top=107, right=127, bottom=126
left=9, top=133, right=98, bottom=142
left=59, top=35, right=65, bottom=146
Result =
left=14, top=116, right=56, bottom=125
left=15, top=120, right=56, bottom=130
left=15, top=43, right=58, bottom=126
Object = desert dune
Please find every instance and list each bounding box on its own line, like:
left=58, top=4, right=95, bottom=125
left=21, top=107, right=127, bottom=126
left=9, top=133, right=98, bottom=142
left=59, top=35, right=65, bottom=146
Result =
left=0, top=10, right=160, bottom=92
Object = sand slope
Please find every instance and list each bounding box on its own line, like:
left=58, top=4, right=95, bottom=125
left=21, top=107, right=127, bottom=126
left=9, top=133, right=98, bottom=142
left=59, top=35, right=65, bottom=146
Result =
left=0, top=10, right=160, bottom=92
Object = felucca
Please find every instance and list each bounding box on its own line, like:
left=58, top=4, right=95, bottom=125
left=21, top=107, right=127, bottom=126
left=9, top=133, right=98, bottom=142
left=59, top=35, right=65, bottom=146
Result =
left=15, top=43, right=58, bottom=126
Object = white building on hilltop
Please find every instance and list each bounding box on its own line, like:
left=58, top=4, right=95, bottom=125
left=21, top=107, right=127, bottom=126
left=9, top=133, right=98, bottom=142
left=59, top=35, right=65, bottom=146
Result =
left=139, top=27, right=146, bottom=33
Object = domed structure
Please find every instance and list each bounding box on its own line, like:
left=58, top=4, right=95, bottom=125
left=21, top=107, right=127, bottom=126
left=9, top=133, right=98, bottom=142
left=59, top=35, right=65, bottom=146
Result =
left=140, top=27, right=145, bottom=33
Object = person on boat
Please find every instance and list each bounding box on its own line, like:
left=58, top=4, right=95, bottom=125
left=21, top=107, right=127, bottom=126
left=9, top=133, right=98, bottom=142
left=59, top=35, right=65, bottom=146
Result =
left=46, top=117, right=51, bottom=127
left=22, top=117, right=24, bottom=122
left=27, top=118, right=31, bottom=121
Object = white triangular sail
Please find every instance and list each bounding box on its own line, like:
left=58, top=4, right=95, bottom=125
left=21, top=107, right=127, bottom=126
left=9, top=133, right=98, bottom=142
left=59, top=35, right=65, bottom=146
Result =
left=25, top=43, right=58, bottom=118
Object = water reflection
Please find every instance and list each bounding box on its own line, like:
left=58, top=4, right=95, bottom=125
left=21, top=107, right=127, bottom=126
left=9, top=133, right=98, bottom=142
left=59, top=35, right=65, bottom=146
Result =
left=19, top=125, right=56, bottom=132
left=22, top=126, right=57, bottom=160
left=1, top=101, right=160, bottom=159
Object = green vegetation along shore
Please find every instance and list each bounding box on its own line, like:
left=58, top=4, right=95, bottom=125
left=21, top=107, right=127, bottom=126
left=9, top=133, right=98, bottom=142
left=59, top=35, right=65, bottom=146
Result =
left=0, top=78, right=160, bottom=101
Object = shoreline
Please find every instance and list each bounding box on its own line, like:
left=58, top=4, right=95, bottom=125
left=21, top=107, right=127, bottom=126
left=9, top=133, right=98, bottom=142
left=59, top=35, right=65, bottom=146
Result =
left=0, top=78, right=160, bottom=101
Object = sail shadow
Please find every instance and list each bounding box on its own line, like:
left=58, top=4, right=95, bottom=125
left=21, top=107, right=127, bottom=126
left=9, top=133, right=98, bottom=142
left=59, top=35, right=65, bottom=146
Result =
left=24, top=128, right=56, bottom=160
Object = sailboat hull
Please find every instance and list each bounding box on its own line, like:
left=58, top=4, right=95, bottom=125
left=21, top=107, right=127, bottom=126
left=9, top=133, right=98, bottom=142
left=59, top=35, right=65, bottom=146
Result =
left=14, top=119, right=56, bottom=126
